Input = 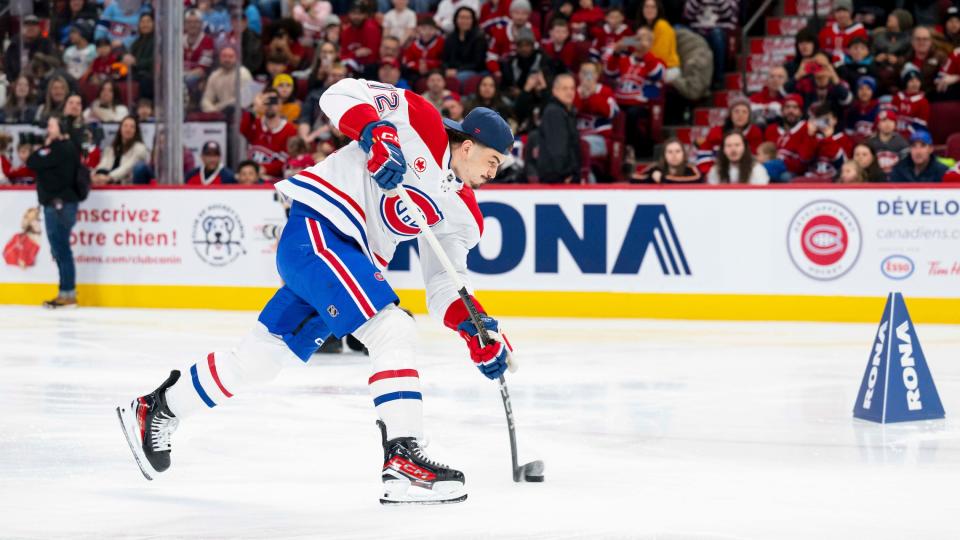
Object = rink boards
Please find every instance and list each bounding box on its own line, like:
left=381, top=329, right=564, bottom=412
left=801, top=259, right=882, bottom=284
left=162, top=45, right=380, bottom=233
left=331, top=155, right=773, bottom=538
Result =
left=1, top=185, right=958, bottom=323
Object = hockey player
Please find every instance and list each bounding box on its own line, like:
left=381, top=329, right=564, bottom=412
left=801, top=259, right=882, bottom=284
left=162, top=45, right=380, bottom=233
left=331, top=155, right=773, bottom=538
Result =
left=117, top=78, right=516, bottom=505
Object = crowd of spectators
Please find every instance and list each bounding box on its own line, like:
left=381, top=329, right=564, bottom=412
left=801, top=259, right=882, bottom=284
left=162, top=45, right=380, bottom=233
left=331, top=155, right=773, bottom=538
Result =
left=2, top=0, right=960, bottom=187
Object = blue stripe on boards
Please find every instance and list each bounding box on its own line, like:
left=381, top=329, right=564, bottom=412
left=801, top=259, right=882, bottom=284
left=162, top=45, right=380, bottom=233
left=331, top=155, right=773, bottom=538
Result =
left=287, top=177, right=370, bottom=250
left=373, top=391, right=423, bottom=406
left=190, top=364, right=216, bottom=408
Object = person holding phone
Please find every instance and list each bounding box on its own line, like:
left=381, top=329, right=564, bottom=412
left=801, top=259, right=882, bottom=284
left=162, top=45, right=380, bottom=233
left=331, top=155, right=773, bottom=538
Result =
left=27, top=117, right=81, bottom=308
left=240, top=88, right=297, bottom=181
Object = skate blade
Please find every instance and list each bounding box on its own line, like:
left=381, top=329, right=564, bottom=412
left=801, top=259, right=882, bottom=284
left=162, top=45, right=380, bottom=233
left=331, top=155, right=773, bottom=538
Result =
left=380, top=493, right=468, bottom=505
left=116, top=405, right=156, bottom=481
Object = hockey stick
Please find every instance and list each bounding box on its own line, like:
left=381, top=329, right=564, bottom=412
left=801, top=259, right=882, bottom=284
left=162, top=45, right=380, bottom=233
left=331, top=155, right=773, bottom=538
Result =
left=392, top=186, right=544, bottom=483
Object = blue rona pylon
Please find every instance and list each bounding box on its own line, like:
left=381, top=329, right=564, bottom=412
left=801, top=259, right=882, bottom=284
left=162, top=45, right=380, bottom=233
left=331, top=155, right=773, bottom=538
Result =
left=853, top=293, right=945, bottom=423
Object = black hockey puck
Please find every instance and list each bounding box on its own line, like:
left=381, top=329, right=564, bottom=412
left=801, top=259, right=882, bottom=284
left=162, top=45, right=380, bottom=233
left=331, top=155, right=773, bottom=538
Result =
left=524, top=474, right=544, bottom=482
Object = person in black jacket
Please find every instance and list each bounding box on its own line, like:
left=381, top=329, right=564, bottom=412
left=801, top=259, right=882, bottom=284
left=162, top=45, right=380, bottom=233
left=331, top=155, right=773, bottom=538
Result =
left=889, top=131, right=947, bottom=182
left=442, top=7, right=487, bottom=85
left=27, top=117, right=81, bottom=309
left=535, top=73, right=580, bottom=183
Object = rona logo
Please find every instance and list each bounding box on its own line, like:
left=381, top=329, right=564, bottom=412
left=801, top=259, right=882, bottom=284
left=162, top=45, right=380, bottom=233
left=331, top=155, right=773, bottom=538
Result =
left=853, top=292, right=944, bottom=423
left=389, top=203, right=690, bottom=276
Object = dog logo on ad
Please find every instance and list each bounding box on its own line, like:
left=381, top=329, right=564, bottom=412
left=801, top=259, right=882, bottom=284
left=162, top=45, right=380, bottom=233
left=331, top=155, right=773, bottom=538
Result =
left=193, top=204, right=247, bottom=266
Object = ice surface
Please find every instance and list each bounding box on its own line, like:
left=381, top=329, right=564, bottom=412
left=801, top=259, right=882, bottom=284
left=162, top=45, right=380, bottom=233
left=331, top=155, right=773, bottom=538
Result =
left=1, top=306, right=959, bottom=539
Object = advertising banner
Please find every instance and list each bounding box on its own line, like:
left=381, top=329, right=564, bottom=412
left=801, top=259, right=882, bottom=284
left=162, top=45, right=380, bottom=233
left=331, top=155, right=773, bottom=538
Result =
left=1, top=186, right=957, bottom=321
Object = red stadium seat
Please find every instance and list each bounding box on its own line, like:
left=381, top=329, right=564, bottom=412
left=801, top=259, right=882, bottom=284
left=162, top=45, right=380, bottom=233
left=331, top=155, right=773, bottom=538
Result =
left=945, top=133, right=960, bottom=162
left=928, top=101, right=960, bottom=145
left=186, top=112, right=227, bottom=121
left=461, top=74, right=485, bottom=96
left=445, top=76, right=461, bottom=94
left=296, top=78, right=310, bottom=101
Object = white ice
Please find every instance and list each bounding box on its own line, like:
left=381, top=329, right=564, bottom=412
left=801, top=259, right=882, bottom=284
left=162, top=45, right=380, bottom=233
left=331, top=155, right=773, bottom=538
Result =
left=1, top=306, right=959, bottom=539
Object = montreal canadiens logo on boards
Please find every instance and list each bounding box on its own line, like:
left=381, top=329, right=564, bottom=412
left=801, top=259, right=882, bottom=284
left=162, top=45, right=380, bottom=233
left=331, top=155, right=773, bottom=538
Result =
left=787, top=200, right=862, bottom=280
left=379, top=185, right=444, bottom=237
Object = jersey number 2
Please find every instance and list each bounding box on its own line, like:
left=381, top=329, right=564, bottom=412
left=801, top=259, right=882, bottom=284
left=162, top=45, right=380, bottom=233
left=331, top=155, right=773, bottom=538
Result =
left=374, top=92, right=400, bottom=113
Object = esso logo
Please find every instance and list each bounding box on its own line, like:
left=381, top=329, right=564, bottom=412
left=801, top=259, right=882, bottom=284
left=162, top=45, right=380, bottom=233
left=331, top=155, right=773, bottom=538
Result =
left=801, top=215, right=847, bottom=266
left=787, top=200, right=862, bottom=281
left=413, top=157, right=427, bottom=173
left=379, top=185, right=444, bottom=237
left=881, top=255, right=915, bottom=280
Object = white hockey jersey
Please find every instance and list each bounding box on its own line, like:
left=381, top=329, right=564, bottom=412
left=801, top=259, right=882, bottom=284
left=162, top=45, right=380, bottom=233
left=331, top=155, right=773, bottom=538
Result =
left=274, top=78, right=485, bottom=320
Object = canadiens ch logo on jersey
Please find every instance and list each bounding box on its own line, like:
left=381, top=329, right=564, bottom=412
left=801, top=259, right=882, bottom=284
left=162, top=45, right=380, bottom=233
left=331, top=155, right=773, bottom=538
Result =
left=379, top=185, right=444, bottom=237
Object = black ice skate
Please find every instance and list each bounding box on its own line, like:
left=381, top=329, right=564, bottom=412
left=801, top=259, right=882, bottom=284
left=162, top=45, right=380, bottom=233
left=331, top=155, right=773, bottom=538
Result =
left=377, top=420, right=467, bottom=505
left=116, top=370, right=181, bottom=480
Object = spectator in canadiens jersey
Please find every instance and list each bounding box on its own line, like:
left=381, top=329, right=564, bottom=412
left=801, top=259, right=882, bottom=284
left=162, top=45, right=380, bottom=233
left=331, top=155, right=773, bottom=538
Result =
left=186, top=141, right=236, bottom=186
left=588, top=7, right=632, bottom=62
left=889, top=130, right=947, bottom=182
left=633, top=138, right=702, bottom=183
left=183, top=9, right=216, bottom=110
left=866, top=109, right=908, bottom=176
left=843, top=75, right=879, bottom=139
left=341, top=1, right=382, bottom=68
left=541, top=18, right=580, bottom=72
left=570, top=0, right=604, bottom=41
left=403, top=15, right=445, bottom=77
left=818, top=0, right=867, bottom=62
left=574, top=61, right=618, bottom=166
left=750, top=65, right=789, bottom=127
left=638, top=0, right=679, bottom=78
left=900, top=26, right=944, bottom=94
left=935, top=31, right=960, bottom=100
left=765, top=93, right=817, bottom=178
left=707, top=131, right=769, bottom=185
left=486, top=0, right=541, bottom=75
left=809, top=103, right=853, bottom=179
left=442, top=7, right=489, bottom=84
left=241, top=88, right=298, bottom=181
left=892, top=67, right=929, bottom=138
left=534, top=73, right=581, bottom=183
left=603, top=26, right=664, bottom=159
left=683, top=0, right=738, bottom=90
left=696, top=96, right=764, bottom=175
